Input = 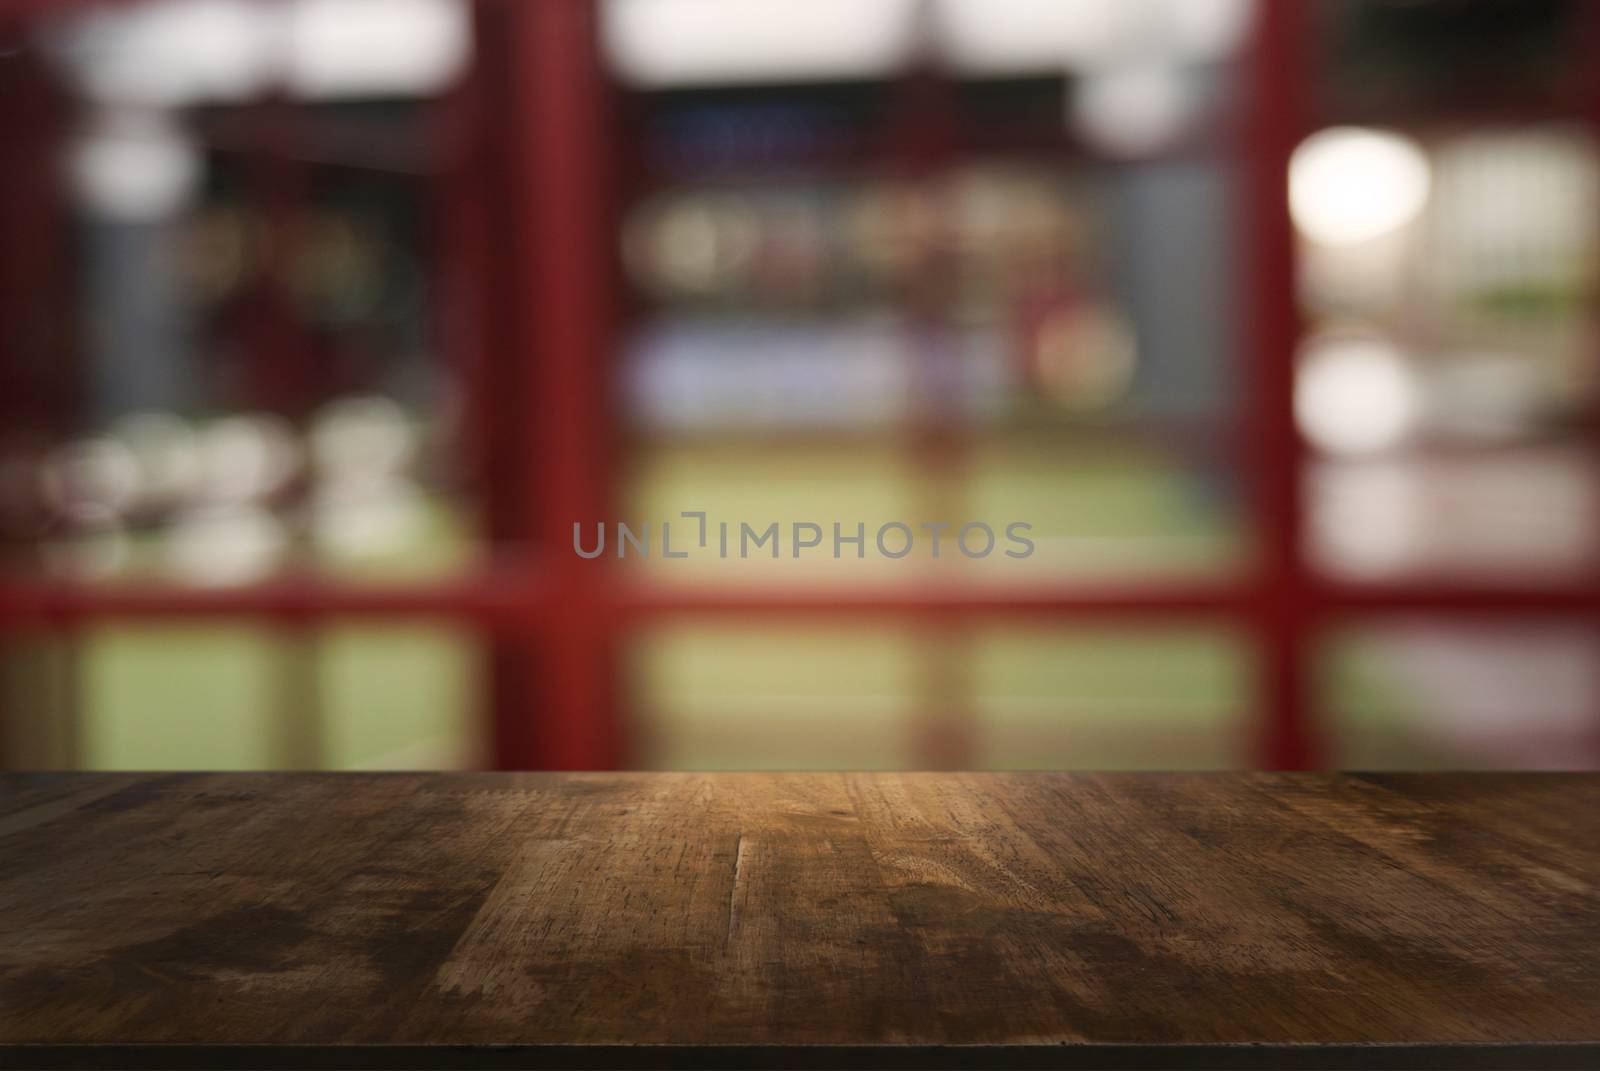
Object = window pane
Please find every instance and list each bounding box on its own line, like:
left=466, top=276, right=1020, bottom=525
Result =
left=79, top=623, right=285, bottom=769
left=318, top=622, right=484, bottom=769
left=630, top=625, right=920, bottom=769
left=629, top=623, right=1252, bottom=770
left=1294, top=124, right=1600, bottom=580
left=2, top=1, right=482, bottom=590
left=971, top=626, right=1250, bottom=769
left=620, top=126, right=1245, bottom=590
left=1323, top=621, right=1600, bottom=770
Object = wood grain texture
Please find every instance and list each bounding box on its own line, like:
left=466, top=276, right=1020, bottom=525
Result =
left=0, top=772, right=1597, bottom=1070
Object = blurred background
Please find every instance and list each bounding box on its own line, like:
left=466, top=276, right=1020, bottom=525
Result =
left=1, top=0, right=1598, bottom=771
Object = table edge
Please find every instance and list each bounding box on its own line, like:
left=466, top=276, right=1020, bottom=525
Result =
left=3, top=1042, right=1599, bottom=1071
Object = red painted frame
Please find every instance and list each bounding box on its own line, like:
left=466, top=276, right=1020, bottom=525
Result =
left=3, top=1, right=1599, bottom=771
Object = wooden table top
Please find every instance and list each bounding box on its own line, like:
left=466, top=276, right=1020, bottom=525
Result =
left=1, top=772, right=1597, bottom=1070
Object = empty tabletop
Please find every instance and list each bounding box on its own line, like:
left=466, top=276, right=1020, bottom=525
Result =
left=1, top=771, right=1598, bottom=1069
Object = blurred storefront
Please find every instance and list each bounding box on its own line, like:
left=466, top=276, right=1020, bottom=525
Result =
left=1, top=0, right=1597, bottom=771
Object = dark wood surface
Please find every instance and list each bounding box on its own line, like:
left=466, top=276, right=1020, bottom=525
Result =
left=1, top=772, right=1598, bottom=1070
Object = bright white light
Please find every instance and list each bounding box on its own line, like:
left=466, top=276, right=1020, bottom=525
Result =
left=1296, top=336, right=1419, bottom=455
left=112, top=411, right=200, bottom=505
left=1291, top=127, right=1431, bottom=245
left=165, top=504, right=287, bottom=586
left=286, top=0, right=469, bottom=99
left=1072, top=62, right=1188, bottom=157
left=603, top=0, right=917, bottom=87
left=52, top=0, right=467, bottom=103
left=71, top=111, right=201, bottom=222
left=310, top=395, right=417, bottom=486
left=196, top=415, right=301, bottom=504
left=1310, top=461, right=1420, bottom=579
left=57, top=0, right=275, bottom=105
left=936, top=0, right=1123, bottom=73
left=1161, top=0, right=1251, bottom=62
left=936, top=0, right=1249, bottom=73
left=312, top=477, right=425, bottom=558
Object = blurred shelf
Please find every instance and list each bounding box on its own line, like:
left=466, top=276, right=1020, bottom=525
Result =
left=620, top=76, right=1232, bottom=191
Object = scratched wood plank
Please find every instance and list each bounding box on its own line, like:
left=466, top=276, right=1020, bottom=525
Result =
left=0, top=772, right=1597, bottom=1069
